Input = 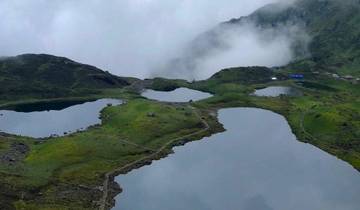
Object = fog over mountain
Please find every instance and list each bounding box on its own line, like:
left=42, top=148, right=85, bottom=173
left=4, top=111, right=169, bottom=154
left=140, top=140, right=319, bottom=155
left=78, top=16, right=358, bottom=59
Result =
left=158, top=21, right=310, bottom=80
left=1, top=0, right=296, bottom=79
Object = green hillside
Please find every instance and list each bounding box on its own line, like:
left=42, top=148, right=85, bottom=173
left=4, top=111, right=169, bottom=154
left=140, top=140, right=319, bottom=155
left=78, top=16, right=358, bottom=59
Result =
left=171, top=0, right=360, bottom=77
left=0, top=54, right=134, bottom=100
left=233, top=0, right=360, bottom=76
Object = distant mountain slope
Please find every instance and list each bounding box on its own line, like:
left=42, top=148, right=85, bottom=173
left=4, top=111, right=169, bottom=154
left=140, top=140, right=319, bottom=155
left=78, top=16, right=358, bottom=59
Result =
left=0, top=54, right=133, bottom=99
left=234, top=0, right=360, bottom=75
left=165, top=0, right=360, bottom=77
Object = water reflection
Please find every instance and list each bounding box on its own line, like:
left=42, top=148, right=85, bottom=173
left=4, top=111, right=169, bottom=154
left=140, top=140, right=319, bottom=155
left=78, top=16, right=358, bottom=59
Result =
left=254, top=86, right=301, bottom=97
left=142, top=88, right=212, bottom=102
left=114, top=108, right=360, bottom=210
left=0, top=99, right=121, bottom=138
left=3, top=99, right=95, bottom=112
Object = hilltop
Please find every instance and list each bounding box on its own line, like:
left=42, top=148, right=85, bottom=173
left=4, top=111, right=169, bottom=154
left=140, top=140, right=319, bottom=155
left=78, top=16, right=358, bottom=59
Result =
left=0, top=54, right=136, bottom=100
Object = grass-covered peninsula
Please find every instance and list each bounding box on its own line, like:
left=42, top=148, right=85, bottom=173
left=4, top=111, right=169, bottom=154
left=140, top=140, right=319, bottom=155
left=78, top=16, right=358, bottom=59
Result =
left=0, top=94, right=222, bottom=209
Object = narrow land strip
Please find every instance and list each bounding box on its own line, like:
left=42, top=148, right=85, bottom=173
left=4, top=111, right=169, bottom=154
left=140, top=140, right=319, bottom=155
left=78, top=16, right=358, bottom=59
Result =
left=98, top=106, right=210, bottom=210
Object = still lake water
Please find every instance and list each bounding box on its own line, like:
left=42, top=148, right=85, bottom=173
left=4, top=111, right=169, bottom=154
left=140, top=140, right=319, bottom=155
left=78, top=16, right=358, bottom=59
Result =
left=113, top=91, right=360, bottom=210
left=0, top=99, right=121, bottom=138
left=254, top=86, right=301, bottom=97
left=142, top=88, right=212, bottom=102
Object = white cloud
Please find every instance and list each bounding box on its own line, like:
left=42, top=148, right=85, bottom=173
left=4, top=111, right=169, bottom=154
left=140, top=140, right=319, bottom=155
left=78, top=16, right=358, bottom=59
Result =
left=0, top=0, right=292, bottom=79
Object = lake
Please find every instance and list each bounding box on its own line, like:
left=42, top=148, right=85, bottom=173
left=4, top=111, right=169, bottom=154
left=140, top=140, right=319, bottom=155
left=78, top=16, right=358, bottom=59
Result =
left=254, top=86, right=301, bottom=97
left=0, top=99, right=122, bottom=138
left=113, top=91, right=360, bottom=210
left=142, top=88, right=212, bottom=102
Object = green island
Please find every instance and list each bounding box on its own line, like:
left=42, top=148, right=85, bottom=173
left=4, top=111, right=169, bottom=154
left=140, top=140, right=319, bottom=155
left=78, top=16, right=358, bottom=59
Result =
left=1, top=0, right=360, bottom=209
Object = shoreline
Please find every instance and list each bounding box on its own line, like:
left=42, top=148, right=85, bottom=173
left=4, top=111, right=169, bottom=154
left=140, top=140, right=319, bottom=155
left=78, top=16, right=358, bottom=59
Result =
left=103, top=106, right=360, bottom=210
left=99, top=107, right=224, bottom=210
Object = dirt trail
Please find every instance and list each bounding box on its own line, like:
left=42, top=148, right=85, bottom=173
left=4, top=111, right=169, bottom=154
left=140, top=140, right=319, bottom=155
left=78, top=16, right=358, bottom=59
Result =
left=117, top=138, right=156, bottom=152
left=98, top=106, right=210, bottom=210
left=299, top=109, right=317, bottom=141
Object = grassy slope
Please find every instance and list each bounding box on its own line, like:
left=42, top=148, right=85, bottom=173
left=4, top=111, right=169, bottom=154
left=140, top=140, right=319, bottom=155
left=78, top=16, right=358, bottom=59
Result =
left=247, top=0, right=360, bottom=76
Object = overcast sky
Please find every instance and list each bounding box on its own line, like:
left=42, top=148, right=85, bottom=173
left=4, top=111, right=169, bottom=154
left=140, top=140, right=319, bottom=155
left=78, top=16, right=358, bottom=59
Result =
left=0, top=0, right=288, bottom=79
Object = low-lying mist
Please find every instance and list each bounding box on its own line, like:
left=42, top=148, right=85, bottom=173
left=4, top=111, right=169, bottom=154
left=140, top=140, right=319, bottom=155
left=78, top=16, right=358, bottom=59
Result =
left=0, top=0, right=304, bottom=80
left=155, top=22, right=311, bottom=80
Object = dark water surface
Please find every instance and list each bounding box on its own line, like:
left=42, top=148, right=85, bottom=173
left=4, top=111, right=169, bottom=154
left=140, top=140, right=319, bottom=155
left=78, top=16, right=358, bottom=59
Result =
left=2, top=99, right=96, bottom=112
left=142, top=88, right=212, bottom=102
left=114, top=108, right=360, bottom=210
left=0, top=99, right=121, bottom=138
left=254, top=86, right=301, bottom=97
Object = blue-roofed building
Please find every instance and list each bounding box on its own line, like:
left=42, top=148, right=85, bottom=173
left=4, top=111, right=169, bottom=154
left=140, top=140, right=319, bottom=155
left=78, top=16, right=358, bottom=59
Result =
left=289, top=74, right=304, bottom=80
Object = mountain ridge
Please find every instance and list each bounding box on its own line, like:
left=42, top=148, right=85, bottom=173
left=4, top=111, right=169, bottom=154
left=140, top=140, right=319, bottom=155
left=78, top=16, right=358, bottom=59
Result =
left=232, top=0, right=360, bottom=75
left=0, top=54, right=135, bottom=100
left=162, top=0, right=360, bottom=78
